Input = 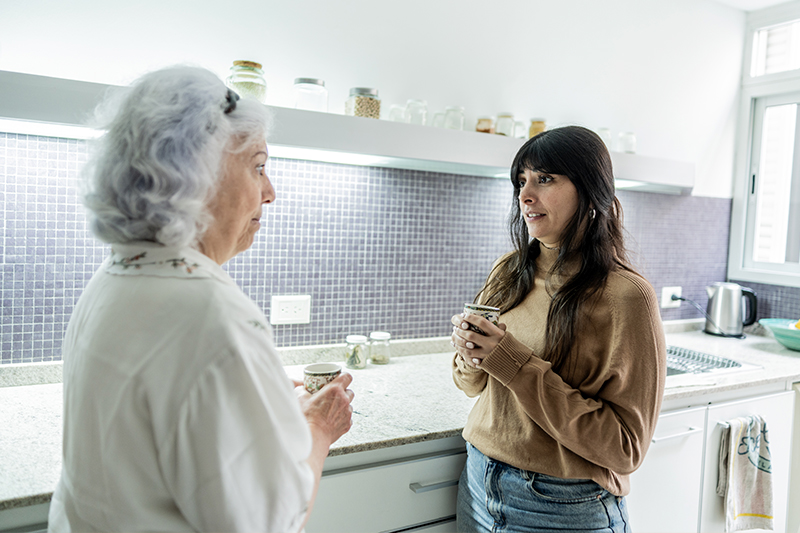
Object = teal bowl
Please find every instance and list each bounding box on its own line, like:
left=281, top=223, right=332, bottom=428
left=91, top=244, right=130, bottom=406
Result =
left=759, top=318, right=800, bottom=351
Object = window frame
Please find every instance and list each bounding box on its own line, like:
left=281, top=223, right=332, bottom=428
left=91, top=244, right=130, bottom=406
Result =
left=728, top=2, right=800, bottom=288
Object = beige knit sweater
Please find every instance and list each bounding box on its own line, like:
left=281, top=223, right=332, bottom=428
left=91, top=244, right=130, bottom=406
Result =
left=453, top=245, right=666, bottom=496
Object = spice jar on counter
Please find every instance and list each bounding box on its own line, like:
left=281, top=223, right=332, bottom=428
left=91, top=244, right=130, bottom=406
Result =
left=345, top=335, right=368, bottom=369
left=225, top=60, right=267, bottom=104
left=345, top=88, right=381, bottom=119
left=368, top=331, right=391, bottom=365
left=529, top=119, right=546, bottom=138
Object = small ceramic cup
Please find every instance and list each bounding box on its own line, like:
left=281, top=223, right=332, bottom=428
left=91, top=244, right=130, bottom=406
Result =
left=463, top=303, right=500, bottom=335
left=303, top=363, right=342, bottom=394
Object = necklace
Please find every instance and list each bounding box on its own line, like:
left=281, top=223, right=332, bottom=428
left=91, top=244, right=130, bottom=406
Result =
left=539, top=241, right=560, bottom=251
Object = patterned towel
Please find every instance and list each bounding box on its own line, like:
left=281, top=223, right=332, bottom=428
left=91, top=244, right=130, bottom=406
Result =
left=716, top=415, right=773, bottom=532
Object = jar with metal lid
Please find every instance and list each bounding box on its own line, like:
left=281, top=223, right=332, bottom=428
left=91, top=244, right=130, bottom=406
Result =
left=345, top=87, right=380, bottom=119
left=529, top=119, right=546, bottom=138
left=345, top=335, right=368, bottom=369
left=293, top=78, right=328, bottom=112
left=368, top=331, right=391, bottom=365
left=495, top=113, right=515, bottom=136
left=225, top=60, right=267, bottom=104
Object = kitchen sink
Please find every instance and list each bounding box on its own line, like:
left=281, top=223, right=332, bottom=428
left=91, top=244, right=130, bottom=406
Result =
left=666, top=345, right=759, bottom=376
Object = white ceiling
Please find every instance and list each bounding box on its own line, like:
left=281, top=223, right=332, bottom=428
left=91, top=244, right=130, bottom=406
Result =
left=714, top=0, right=793, bottom=11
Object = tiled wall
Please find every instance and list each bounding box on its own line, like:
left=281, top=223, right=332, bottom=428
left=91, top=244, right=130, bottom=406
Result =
left=2, top=131, right=796, bottom=365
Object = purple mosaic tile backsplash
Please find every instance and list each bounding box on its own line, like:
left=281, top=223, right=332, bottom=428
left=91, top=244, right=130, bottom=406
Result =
left=2, top=131, right=798, bottom=365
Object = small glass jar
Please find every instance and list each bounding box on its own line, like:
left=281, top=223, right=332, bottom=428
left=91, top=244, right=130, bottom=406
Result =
left=225, top=60, right=267, bottom=104
left=495, top=113, right=514, bottom=136
left=529, top=118, right=546, bottom=138
left=476, top=117, right=493, bottom=133
left=514, top=121, right=526, bottom=139
left=345, top=88, right=381, bottom=119
left=368, top=331, right=391, bottom=365
left=345, top=335, right=368, bottom=369
left=388, top=104, right=409, bottom=123
left=618, top=131, right=637, bottom=153
left=406, top=99, right=427, bottom=125
left=293, top=78, right=328, bottom=112
left=443, top=106, right=465, bottom=130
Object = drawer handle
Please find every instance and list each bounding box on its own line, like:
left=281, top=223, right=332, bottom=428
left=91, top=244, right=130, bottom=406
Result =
left=409, top=479, right=459, bottom=494
left=651, top=426, right=703, bottom=443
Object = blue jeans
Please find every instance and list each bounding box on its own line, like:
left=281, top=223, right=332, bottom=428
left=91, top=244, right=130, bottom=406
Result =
left=457, top=443, right=630, bottom=533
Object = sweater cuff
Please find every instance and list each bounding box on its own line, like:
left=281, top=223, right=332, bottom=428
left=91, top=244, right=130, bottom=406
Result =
left=481, top=332, right=532, bottom=386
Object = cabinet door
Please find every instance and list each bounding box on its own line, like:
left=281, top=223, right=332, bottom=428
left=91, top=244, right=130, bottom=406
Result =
left=700, top=391, right=795, bottom=533
left=306, top=450, right=466, bottom=533
left=627, top=406, right=706, bottom=533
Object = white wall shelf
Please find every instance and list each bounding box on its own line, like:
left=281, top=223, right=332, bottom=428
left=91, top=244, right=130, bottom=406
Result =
left=0, top=70, right=693, bottom=193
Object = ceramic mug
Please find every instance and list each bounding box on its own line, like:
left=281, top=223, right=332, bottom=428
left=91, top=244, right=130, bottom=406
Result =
left=463, top=303, right=500, bottom=335
left=303, top=363, right=342, bottom=394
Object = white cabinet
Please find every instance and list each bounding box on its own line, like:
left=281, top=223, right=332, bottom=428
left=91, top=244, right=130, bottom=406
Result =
left=306, top=439, right=466, bottom=533
left=699, top=391, right=795, bottom=533
left=628, top=390, right=795, bottom=533
left=627, top=406, right=706, bottom=533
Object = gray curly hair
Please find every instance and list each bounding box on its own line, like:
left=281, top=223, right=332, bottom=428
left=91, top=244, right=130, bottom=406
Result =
left=82, top=65, right=272, bottom=247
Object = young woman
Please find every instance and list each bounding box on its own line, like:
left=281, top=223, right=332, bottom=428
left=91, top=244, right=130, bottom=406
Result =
left=450, top=126, right=666, bottom=532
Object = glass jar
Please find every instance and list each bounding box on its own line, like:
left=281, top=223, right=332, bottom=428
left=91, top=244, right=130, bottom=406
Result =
left=293, top=78, right=328, bottom=112
left=443, top=106, right=465, bottom=130
left=388, top=104, right=409, bottom=123
left=529, top=119, right=546, bottom=138
left=345, top=335, right=368, bottom=369
left=618, top=131, right=637, bottom=153
left=405, top=99, right=427, bottom=125
left=225, top=60, right=267, bottom=104
left=345, top=88, right=381, bottom=119
left=495, top=113, right=514, bottom=136
left=368, top=331, right=391, bottom=365
left=476, top=117, right=494, bottom=133
left=514, top=121, right=527, bottom=139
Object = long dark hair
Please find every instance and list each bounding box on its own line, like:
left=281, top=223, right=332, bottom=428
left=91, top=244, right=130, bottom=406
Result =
left=476, top=126, right=631, bottom=374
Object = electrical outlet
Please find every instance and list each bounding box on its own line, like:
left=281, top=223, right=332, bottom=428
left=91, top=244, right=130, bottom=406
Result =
left=660, top=286, right=682, bottom=309
left=270, top=295, right=311, bottom=325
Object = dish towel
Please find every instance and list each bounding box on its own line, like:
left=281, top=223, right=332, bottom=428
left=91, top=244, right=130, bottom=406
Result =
left=716, top=415, right=774, bottom=532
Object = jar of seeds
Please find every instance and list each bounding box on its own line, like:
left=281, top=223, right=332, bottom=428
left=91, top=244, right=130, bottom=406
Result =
left=345, top=335, right=368, bottom=369
left=225, top=60, right=267, bottom=104
left=345, top=87, right=380, bottom=119
left=368, top=331, right=391, bottom=365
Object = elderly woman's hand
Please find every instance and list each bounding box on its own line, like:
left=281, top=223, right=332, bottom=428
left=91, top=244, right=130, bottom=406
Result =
left=297, top=373, right=355, bottom=446
left=451, top=314, right=507, bottom=368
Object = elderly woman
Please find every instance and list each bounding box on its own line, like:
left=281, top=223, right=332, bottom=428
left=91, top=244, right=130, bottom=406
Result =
left=47, top=66, right=354, bottom=532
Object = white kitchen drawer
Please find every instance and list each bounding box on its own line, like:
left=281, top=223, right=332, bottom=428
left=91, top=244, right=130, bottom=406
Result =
left=627, top=406, right=706, bottom=533
left=305, top=449, right=466, bottom=533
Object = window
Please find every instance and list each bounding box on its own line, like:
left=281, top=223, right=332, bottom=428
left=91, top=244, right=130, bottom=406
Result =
left=729, top=6, right=800, bottom=288
left=745, top=94, right=800, bottom=271
left=751, top=19, right=800, bottom=77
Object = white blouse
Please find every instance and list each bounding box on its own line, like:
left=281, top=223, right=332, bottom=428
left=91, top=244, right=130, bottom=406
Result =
left=48, top=242, right=314, bottom=532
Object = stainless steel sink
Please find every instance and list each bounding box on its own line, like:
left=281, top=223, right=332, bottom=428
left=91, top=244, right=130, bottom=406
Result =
left=666, top=345, right=758, bottom=376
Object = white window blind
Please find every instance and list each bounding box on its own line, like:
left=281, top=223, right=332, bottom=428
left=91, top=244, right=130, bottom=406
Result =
left=751, top=19, right=800, bottom=77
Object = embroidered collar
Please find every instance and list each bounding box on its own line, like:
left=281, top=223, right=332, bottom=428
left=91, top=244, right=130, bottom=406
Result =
left=105, top=241, right=232, bottom=284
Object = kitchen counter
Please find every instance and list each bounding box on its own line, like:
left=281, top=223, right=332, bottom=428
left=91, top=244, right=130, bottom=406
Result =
left=2, top=327, right=800, bottom=513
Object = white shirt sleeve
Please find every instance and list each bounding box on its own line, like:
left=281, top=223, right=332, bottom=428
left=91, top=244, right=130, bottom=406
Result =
left=158, top=344, right=314, bottom=533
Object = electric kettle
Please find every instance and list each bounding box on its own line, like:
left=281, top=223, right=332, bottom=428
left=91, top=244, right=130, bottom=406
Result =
left=704, top=282, right=757, bottom=338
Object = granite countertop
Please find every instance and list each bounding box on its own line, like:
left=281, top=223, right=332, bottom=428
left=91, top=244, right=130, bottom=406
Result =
left=3, top=325, right=800, bottom=512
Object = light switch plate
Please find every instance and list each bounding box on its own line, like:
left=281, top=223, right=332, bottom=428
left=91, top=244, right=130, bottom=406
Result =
left=270, top=295, right=311, bottom=325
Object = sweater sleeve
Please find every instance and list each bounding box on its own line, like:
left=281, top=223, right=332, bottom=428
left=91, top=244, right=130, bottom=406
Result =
left=479, top=273, right=666, bottom=475
left=452, top=351, right=489, bottom=397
